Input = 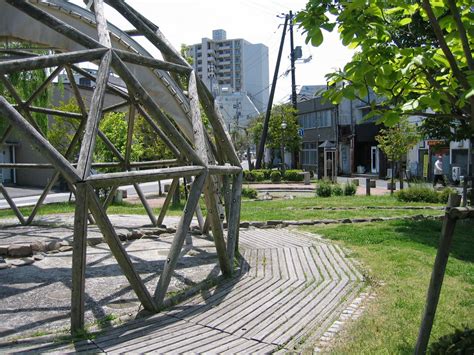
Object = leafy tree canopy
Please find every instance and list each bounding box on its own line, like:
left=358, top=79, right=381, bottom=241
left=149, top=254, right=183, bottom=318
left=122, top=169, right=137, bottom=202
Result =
left=296, top=0, right=474, bottom=141
left=0, top=41, right=49, bottom=135
left=249, top=104, right=300, bottom=151
left=376, top=117, right=420, bottom=162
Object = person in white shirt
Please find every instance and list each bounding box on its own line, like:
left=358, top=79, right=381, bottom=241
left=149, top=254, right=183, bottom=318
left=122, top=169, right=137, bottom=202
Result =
left=433, top=155, right=445, bottom=187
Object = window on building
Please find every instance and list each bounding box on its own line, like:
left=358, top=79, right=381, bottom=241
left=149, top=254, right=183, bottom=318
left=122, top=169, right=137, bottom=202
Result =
left=317, top=110, right=332, bottom=127
left=301, top=142, right=318, bottom=166
left=298, top=113, right=317, bottom=129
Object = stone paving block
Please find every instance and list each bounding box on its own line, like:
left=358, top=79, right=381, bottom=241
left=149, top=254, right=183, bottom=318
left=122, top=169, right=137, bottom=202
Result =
left=8, top=244, right=32, bottom=257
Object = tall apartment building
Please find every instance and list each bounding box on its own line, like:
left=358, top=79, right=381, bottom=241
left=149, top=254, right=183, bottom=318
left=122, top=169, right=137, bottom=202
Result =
left=187, top=29, right=269, bottom=127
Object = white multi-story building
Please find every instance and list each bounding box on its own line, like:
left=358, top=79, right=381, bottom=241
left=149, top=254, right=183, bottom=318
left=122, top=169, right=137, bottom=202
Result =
left=187, top=29, right=269, bottom=126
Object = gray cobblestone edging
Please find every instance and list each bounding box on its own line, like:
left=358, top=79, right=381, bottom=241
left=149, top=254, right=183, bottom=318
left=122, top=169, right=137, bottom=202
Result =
left=241, top=214, right=443, bottom=229
left=1, top=214, right=442, bottom=270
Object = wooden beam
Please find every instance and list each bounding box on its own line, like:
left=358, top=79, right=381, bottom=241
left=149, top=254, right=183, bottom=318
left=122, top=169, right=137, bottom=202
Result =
left=85, top=183, right=157, bottom=312
left=157, top=177, right=179, bottom=226
left=0, top=97, right=80, bottom=184
left=415, top=214, right=458, bottom=354
left=111, top=53, right=203, bottom=166
left=25, top=66, right=63, bottom=106
left=76, top=50, right=113, bottom=178
left=71, top=183, right=88, bottom=334
left=26, top=106, right=84, bottom=119
left=65, top=66, right=89, bottom=118
left=0, top=159, right=177, bottom=170
left=7, top=0, right=102, bottom=49
left=0, top=49, right=107, bottom=74
left=85, top=166, right=204, bottom=188
left=0, top=184, right=26, bottom=225
left=1, top=75, right=46, bottom=137
left=114, top=49, right=192, bottom=75
left=0, top=125, right=13, bottom=145
left=124, top=103, right=135, bottom=168
left=133, top=183, right=157, bottom=226
left=76, top=0, right=114, bottom=179
left=154, top=172, right=207, bottom=306
left=102, top=185, right=118, bottom=211
left=226, top=172, right=243, bottom=263
left=104, top=0, right=188, bottom=67
left=136, top=105, right=182, bottom=160
left=196, top=79, right=240, bottom=166
left=188, top=71, right=231, bottom=276
left=448, top=206, right=474, bottom=220
left=103, top=100, right=130, bottom=113
left=208, top=165, right=242, bottom=175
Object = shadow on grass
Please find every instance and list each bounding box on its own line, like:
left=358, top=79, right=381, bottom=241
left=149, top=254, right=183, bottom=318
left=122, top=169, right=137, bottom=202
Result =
left=391, top=219, right=474, bottom=263
left=312, top=218, right=474, bottom=264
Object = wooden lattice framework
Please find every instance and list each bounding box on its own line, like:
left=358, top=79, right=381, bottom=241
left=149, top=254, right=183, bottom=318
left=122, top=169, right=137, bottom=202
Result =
left=0, top=0, right=242, bottom=334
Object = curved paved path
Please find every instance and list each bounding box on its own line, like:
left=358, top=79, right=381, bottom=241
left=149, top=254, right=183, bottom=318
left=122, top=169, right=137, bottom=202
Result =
left=2, top=228, right=364, bottom=353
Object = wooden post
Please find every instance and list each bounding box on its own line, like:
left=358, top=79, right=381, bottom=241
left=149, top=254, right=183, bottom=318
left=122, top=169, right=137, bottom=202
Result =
left=71, top=183, right=88, bottom=334
left=124, top=103, right=136, bottom=165
left=76, top=51, right=112, bottom=178
left=0, top=48, right=107, bottom=75
left=85, top=183, right=157, bottom=312
left=188, top=72, right=232, bottom=276
left=227, top=172, right=243, bottom=264
left=102, top=185, right=118, bottom=211
left=366, top=178, right=371, bottom=196
left=0, top=184, right=26, bottom=225
left=415, top=194, right=460, bottom=354
left=110, top=53, right=203, bottom=166
left=462, top=177, right=468, bottom=207
left=133, top=183, right=157, bottom=226
left=154, top=172, right=207, bottom=306
left=157, top=178, right=179, bottom=226
left=0, top=97, right=80, bottom=184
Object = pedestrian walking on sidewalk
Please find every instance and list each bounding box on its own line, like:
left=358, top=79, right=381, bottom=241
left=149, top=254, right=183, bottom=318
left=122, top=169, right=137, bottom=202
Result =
left=433, top=155, right=445, bottom=187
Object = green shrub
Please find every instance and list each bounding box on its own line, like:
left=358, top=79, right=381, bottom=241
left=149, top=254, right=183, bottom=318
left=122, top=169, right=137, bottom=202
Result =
left=343, top=182, right=357, bottom=196
left=253, top=171, right=265, bottom=182
left=395, top=185, right=439, bottom=203
left=316, top=180, right=332, bottom=197
left=270, top=170, right=282, bottom=182
left=242, top=187, right=258, bottom=199
left=332, top=184, right=344, bottom=196
left=284, top=169, right=304, bottom=182
left=252, top=169, right=271, bottom=180
left=243, top=170, right=255, bottom=182
left=438, top=187, right=458, bottom=203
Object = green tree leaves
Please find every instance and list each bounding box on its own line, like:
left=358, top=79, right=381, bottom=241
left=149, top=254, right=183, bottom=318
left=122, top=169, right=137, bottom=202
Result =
left=296, top=0, right=474, bottom=141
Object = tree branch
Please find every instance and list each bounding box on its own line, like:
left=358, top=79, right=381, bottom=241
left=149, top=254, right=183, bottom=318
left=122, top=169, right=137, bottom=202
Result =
left=421, top=0, right=470, bottom=90
left=446, top=0, right=473, bottom=71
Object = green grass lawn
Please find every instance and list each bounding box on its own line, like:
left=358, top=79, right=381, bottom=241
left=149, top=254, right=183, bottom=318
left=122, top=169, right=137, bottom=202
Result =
left=0, top=201, right=186, bottom=220
left=0, top=195, right=444, bottom=222
left=301, top=219, right=473, bottom=353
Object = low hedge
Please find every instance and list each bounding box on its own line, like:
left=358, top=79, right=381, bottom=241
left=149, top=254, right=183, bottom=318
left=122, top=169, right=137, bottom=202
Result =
left=270, top=171, right=282, bottom=182
left=242, top=187, right=258, bottom=199
left=316, top=180, right=357, bottom=197
left=243, top=169, right=305, bottom=182
left=283, top=169, right=304, bottom=182
left=395, top=185, right=457, bottom=203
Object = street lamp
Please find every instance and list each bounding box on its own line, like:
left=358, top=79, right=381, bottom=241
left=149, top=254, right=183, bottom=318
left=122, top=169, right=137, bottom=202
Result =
left=281, top=121, right=287, bottom=173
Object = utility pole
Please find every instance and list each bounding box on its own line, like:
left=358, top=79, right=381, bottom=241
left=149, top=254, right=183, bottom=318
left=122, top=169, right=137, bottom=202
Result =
left=256, top=14, right=289, bottom=169
left=289, top=10, right=297, bottom=110
left=289, top=10, right=299, bottom=169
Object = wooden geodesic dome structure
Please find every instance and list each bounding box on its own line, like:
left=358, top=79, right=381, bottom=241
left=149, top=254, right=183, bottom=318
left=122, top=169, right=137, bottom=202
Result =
left=0, top=0, right=242, bottom=333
